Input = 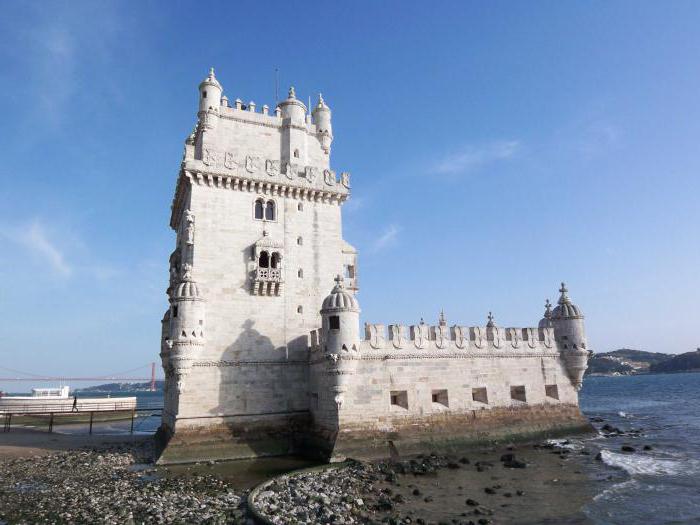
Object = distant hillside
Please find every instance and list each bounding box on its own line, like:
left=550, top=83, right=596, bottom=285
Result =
left=650, top=349, right=700, bottom=374
left=75, top=381, right=164, bottom=393
left=587, top=349, right=673, bottom=376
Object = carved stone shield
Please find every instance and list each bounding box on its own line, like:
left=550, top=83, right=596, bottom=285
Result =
left=266, top=159, right=280, bottom=177
left=324, top=169, right=336, bottom=186
left=224, top=151, right=238, bottom=170
left=245, top=155, right=261, bottom=173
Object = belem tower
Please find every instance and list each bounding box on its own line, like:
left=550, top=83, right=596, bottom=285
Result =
left=157, top=69, right=592, bottom=464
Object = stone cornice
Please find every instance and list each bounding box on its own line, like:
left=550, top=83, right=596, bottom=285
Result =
left=309, top=351, right=561, bottom=366
left=192, top=360, right=308, bottom=367
left=171, top=166, right=350, bottom=229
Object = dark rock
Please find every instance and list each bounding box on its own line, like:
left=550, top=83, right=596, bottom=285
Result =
left=516, top=490, right=525, bottom=496
left=424, top=496, right=434, bottom=503
left=502, top=459, right=527, bottom=469
left=643, top=445, right=653, bottom=451
left=465, top=499, right=479, bottom=506
left=484, top=487, right=497, bottom=495
left=621, top=445, right=636, bottom=453
left=412, top=488, right=421, bottom=496
left=447, top=462, right=460, bottom=470
left=595, top=452, right=603, bottom=461
left=499, top=454, right=515, bottom=462
left=458, top=457, right=470, bottom=464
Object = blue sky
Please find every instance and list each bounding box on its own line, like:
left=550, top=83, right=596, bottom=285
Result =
left=1, top=1, right=699, bottom=390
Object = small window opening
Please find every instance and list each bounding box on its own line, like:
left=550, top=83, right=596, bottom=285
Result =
left=293, top=149, right=300, bottom=158
left=329, top=315, right=340, bottom=330
left=265, top=200, right=275, bottom=220
left=431, top=389, right=449, bottom=408
left=297, top=305, right=303, bottom=314
left=510, top=385, right=527, bottom=403
left=545, top=384, right=559, bottom=400
left=271, top=252, right=281, bottom=269
left=297, top=236, right=303, bottom=246
left=298, top=202, right=303, bottom=211
left=472, top=387, right=488, bottom=405
left=259, top=251, right=270, bottom=268
left=202, top=91, right=207, bottom=98
left=199, top=319, right=203, bottom=325
left=254, top=199, right=264, bottom=220
left=298, top=269, right=303, bottom=278
left=172, top=306, right=178, bottom=318
left=390, top=390, right=408, bottom=410
left=344, top=264, right=355, bottom=279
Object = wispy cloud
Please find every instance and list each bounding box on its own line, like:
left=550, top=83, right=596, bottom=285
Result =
left=433, top=140, right=520, bottom=175
left=1, top=220, right=72, bottom=276
left=373, top=224, right=400, bottom=252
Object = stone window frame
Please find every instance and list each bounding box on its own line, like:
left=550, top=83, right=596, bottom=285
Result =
left=390, top=390, right=408, bottom=410
left=253, top=197, right=277, bottom=222
left=545, top=384, right=559, bottom=400
left=472, top=387, right=488, bottom=405
left=510, top=385, right=527, bottom=403
left=431, top=389, right=449, bottom=408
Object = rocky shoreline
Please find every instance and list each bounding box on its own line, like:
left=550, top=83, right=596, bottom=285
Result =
left=0, top=416, right=653, bottom=525
left=0, top=441, right=246, bottom=524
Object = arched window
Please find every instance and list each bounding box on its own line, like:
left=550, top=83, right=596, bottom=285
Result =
left=254, top=199, right=264, bottom=220
left=298, top=268, right=303, bottom=278
left=297, top=236, right=303, bottom=246
left=293, top=149, right=300, bottom=158
left=297, top=202, right=303, bottom=212
left=271, top=252, right=281, bottom=269
left=297, top=305, right=303, bottom=314
left=259, top=251, right=269, bottom=268
left=265, top=200, right=275, bottom=221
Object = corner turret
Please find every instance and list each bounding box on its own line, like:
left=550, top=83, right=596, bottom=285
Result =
left=538, top=299, right=553, bottom=329
left=312, top=93, right=333, bottom=154
left=277, top=86, right=307, bottom=125
left=198, top=67, right=223, bottom=113
left=320, top=275, right=360, bottom=354
left=551, top=283, right=590, bottom=390
left=167, top=263, right=206, bottom=393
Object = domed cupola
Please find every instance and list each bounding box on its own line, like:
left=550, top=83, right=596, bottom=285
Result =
left=321, top=275, right=360, bottom=313
left=173, top=265, right=201, bottom=299
left=551, top=283, right=583, bottom=320
left=277, top=86, right=307, bottom=124
left=199, top=67, right=222, bottom=91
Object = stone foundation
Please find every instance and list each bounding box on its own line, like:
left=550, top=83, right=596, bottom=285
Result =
left=156, top=412, right=310, bottom=465
left=156, top=404, right=592, bottom=464
left=309, top=403, right=593, bottom=462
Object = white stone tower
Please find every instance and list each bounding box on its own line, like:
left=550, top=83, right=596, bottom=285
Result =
left=158, top=68, right=357, bottom=462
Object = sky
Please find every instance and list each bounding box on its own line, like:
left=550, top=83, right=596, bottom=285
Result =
left=1, top=1, right=699, bottom=391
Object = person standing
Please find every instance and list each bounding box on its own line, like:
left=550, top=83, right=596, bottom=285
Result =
left=72, top=394, right=78, bottom=412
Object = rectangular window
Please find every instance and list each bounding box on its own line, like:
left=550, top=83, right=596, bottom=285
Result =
left=431, top=389, right=449, bottom=408
left=545, top=384, right=559, bottom=400
left=329, top=315, right=340, bottom=330
left=344, top=264, right=355, bottom=279
left=172, top=306, right=178, bottom=318
left=390, top=390, right=408, bottom=410
left=510, top=385, right=527, bottom=403
left=472, top=387, right=488, bottom=404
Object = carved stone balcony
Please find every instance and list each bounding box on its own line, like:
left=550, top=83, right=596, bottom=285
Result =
left=252, top=267, right=283, bottom=296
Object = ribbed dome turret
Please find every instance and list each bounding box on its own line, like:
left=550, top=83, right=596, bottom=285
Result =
left=551, top=283, right=583, bottom=319
left=199, top=67, right=221, bottom=90
left=173, top=265, right=201, bottom=299
left=321, top=275, right=360, bottom=313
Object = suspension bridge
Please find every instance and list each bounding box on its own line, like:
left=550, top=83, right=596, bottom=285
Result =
left=0, top=363, right=160, bottom=391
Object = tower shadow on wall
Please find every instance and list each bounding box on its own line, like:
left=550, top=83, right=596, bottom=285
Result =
left=213, top=319, right=311, bottom=458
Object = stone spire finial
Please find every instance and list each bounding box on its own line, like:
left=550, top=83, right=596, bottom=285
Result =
left=544, top=299, right=552, bottom=319
left=316, top=93, right=328, bottom=109
left=420, top=317, right=425, bottom=325
left=209, top=67, right=215, bottom=77
left=486, top=311, right=495, bottom=328
left=439, top=309, right=447, bottom=326
left=558, top=282, right=571, bottom=305
left=333, top=274, right=344, bottom=289
left=288, top=86, right=296, bottom=99
left=181, top=263, right=193, bottom=282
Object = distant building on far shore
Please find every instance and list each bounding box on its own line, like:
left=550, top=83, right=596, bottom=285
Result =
left=156, top=69, right=592, bottom=464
